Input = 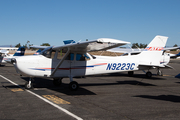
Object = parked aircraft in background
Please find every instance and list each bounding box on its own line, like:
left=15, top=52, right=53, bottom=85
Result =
left=0, top=47, right=25, bottom=65
left=0, top=50, right=10, bottom=65
left=108, top=45, right=180, bottom=59
left=12, top=35, right=171, bottom=91
left=0, top=47, right=18, bottom=50
left=169, top=52, right=180, bottom=59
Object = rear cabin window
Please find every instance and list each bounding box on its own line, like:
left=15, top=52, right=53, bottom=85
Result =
left=66, top=53, right=74, bottom=60
left=76, top=53, right=90, bottom=61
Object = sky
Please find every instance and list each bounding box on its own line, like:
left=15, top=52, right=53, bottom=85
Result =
left=0, top=0, right=180, bottom=47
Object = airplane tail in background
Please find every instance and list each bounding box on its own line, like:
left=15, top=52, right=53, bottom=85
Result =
left=63, top=40, right=75, bottom=45
left=177, top=52, right=180, bottom=56
left=139, top=35, right=169, bottom=66
left=33, top=49, right=42, bottom=55
left=13, top=47, right=26, bottom=56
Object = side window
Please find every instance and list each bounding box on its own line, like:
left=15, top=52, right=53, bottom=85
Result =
left=66, top=53, right=74, bottom=60
left=76, top=53, right=90, bottom=61
left=76, top=54, right=84, bottom=61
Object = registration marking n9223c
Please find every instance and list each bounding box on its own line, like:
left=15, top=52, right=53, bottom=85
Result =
left=106, top=63, right=135, bottom=71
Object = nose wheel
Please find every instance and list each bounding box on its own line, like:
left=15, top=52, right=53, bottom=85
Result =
left=25, top=78, right=33, bottom=89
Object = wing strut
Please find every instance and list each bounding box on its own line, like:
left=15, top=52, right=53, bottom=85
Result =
left=51, top=48, right=70, bottom=77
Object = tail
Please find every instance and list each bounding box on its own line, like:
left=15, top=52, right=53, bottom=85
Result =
left=63, top=40, right=75, bottom=45
left=33, top=49, right=42, bottom=55
left=13, top=47, right=26, bottom=56
left=145, top=35, right=168, bottom=51
left=177, top=52, right=180, bottom=56
left=139, top=35, right=169, bottom=66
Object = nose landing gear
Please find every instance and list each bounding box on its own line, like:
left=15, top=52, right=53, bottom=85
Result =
left=25, top=78, right=33, bottom=89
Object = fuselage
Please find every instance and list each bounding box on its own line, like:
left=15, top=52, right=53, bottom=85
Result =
left=13, top=50, right=170, bottom=78
left=14, top=53, right=140, bottom=78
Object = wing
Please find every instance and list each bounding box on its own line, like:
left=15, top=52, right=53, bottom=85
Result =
left=30, top=45, right=49, bottom=49
left=0, top=50, right=9, bottom=54
left=107, top=48, right=143, bottom=53
left=53, top=38, right=130, bottom=52
left=164, top=46, right=180, bottom=51
left=0, top=47, right=18, bottom=50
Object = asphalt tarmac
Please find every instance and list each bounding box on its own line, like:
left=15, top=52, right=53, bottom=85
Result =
left=0, top=59, right=180, bottom=120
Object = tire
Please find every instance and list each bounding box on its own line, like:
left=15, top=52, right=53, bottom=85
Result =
left=128, top=71, right=134, bottom=76
left=53, top=78, right=62, bottom=86
left=157, top=70, right=163, bottom=76
left=69, top=81, right=79, bottom=91
left=25, top=81, right=33, bottom=89
left=146, top=71, right=152, bottom=78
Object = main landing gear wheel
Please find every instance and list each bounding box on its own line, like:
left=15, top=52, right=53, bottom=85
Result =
left=157, top=70, right=163, bottom=76
left=146, top=71, right=152, bottom=78
left=128, top=71, right=134, bottom=76
left=53, top=78, right=62, bottom=86
left=69, top=81, right=79, bottom=91
left=25, top=81, right=33, bottom=89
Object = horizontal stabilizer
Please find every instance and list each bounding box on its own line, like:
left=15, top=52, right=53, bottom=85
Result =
left=164, top=64, right=174, bottom=69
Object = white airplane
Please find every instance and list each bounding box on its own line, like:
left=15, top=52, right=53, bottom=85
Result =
left=12, top=35, right=171, bottom=90
left=169, top=52, right=180, bottom=59
left=0, top=47, right=25, bottom=65
left=0, top=50, right=10, bottom=65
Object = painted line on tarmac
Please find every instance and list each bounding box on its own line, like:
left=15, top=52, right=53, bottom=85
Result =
left=10, top=88, right=24, bottom=92
left=0, top=75, right=83, bottom=120
left=42, top=95, right=71, bottom=104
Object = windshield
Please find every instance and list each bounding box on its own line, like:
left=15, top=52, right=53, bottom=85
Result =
left=40, top=46, right=53, bottom=58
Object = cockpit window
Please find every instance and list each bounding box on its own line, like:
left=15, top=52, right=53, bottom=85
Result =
left=40, top=46, right=53, bottom=58
left=57, top=48, right=68, bottom=60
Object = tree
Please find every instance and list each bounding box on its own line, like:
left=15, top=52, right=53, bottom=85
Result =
left=15, top=43, right=21, bottom=48
left=132, top=43, right=147, bottom=48
left=139, top=43, right=147, bottom=48
left=41, top=43, right=50, bottom=46
left=132, top=43, right=139, bottom=48
left=171, top=44, right=178, bottom=51
left=173, top=44, right=178, bottom=47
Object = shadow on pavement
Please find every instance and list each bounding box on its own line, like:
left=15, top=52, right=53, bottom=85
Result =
left=134, top=95, right=180, bottom=103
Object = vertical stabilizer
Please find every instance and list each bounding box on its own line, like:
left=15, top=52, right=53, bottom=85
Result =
left=13, top=47, right=25, bottom=56
left=145, top=35, right=168, bottom=51
left=139, top=35, right=168, bottom=66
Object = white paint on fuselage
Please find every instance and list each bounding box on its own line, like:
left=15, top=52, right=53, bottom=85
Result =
left=14, top=54, right=140, bottom=78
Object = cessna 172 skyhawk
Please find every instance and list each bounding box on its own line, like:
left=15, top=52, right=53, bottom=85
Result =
left=12, top=35, right=171, bottom=90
